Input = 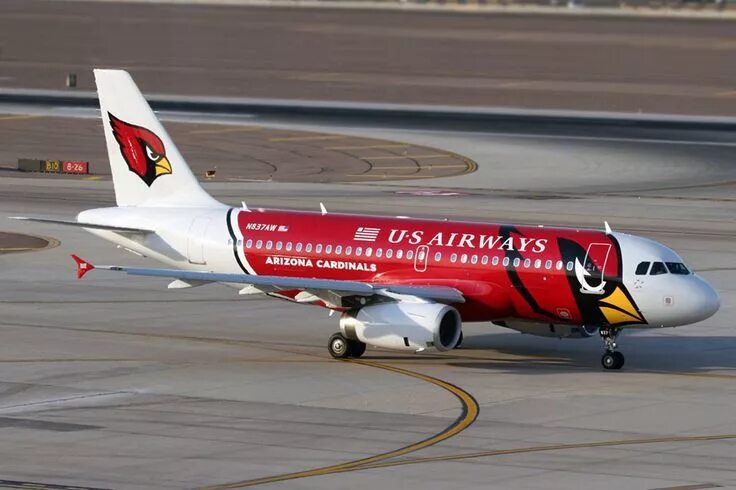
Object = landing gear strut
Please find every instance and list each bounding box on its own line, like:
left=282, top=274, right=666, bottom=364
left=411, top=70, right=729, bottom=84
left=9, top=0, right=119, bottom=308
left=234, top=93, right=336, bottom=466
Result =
left=599, top=327, right=624, bottom=370
left=327, top=332, right=366, bottom=359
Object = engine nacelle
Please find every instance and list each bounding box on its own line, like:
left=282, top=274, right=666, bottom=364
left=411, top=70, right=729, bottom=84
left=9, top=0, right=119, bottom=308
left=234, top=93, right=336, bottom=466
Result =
left=494, top=320, right=598, bottom=339
left=340, top=303, right=462, bottom=352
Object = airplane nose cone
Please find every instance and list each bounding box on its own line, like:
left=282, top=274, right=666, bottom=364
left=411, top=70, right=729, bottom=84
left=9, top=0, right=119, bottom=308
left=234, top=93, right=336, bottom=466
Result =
left=691, top=276, right=720, bottom=323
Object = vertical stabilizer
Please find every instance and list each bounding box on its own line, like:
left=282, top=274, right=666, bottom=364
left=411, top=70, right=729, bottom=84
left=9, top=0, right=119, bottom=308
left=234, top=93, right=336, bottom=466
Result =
left=94, top=69, right=221, bottom=208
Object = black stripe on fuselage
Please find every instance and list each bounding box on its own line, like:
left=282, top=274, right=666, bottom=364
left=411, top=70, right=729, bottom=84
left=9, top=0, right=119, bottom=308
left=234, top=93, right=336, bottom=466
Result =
left=226, top=208, right=249, bottom=275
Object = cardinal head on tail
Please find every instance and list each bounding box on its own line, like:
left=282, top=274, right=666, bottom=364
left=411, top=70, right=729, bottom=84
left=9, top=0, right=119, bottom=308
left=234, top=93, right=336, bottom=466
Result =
left=109, top=113, right=172, bottom=186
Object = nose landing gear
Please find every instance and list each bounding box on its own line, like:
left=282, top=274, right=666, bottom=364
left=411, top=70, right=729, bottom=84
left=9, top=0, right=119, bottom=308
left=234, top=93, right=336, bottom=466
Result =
left=599, top=327, right=624, bottom=370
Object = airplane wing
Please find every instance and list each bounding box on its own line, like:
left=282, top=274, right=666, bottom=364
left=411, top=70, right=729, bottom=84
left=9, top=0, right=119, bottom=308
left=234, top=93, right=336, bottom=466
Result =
left=70, top=255, right=465, bottom=306
left=10, top=217, right=153, bottom=234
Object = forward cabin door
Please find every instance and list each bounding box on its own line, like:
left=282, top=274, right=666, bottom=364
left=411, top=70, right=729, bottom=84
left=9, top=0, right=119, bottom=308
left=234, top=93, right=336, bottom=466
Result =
left=187, top=217, right=211, bottom=265
left=414, top=245, right=429, bottom=273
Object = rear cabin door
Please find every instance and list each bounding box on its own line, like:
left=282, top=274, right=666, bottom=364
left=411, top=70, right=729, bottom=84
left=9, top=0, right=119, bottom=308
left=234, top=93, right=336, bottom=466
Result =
left=187, top=217, right=210, bottom=265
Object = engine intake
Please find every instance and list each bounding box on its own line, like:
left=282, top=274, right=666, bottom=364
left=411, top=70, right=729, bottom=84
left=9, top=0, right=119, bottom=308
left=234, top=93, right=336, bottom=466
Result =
left=340, top=303, right=462, bottom=352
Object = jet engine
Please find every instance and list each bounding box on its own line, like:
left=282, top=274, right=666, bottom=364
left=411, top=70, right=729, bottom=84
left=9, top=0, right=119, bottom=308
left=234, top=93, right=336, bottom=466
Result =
left=340, top=303, right=462, bottom=352
left=494, top=320, right=598, bottom=339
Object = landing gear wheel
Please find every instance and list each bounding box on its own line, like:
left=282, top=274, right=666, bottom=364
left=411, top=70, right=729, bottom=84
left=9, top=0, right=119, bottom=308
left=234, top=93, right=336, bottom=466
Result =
left=601, top=351, right=625, bottom=370
left=328, top=332, right=351, bottom=359
left=347, top=339, right=366, bottom=358
left=599, top=327, right=624, bottom=370
left=612, top=351, right=625, bottom=369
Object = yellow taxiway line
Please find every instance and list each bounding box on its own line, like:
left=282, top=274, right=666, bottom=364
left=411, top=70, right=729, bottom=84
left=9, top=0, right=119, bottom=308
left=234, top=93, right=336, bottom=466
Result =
left=198, top=359, right=479, bottom=489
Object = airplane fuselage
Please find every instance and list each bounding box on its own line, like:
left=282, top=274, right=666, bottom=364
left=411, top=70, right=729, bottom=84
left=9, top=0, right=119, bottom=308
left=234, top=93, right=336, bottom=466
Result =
left=79, top=206, right=720, bottom=336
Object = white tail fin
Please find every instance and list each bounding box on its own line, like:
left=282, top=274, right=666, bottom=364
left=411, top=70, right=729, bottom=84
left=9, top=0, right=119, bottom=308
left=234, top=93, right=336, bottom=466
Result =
left=94, top=69, right=220, bottom=208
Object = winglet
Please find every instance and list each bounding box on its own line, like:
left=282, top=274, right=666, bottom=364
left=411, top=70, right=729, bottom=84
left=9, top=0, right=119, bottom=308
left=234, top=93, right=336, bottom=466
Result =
left=71, top=254, right=94, bottom=279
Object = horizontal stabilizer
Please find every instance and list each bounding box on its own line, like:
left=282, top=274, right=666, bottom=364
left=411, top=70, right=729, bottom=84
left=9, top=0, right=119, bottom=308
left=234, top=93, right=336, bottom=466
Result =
left=10, top=217, right=153, bottom=234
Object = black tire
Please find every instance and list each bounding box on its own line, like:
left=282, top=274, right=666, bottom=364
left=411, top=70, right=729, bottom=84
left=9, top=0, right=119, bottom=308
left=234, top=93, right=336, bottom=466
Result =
left=602, top=352, right=624, bottom=370
left=612, top=351, right=625, bottom=369
left=348, top=339, right=367, bottom=358
left=328, top=332, right=351, bottom=359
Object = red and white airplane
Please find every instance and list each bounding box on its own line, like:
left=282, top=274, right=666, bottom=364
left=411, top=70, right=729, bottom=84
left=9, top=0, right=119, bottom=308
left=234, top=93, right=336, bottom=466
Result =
left=13, top=70, right=720, bottom=370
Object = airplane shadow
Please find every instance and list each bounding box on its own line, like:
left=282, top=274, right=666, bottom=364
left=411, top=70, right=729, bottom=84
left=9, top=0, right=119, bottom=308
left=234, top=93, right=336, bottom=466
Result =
left=364, top=331, right=736, bottom=375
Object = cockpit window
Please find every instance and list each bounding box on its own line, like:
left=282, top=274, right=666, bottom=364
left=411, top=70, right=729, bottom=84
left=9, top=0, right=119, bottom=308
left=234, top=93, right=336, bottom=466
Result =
left=650, top=262, right=667, bottom=275
left=635, top=261, right=650, bottom=275
left=666, top=262, right=690, bottom=275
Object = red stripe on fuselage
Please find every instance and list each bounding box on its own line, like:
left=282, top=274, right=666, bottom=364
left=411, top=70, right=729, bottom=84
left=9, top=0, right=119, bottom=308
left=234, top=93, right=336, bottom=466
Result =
left=236, top=210, right=620, bottom=323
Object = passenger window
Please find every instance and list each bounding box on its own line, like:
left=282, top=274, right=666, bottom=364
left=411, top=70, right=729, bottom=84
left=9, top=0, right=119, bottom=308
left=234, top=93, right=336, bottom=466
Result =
left=461, top=254, right=468, bottom=264
left=666, top=262, right=690, bottom=275
left=635, top=261, right=650, bottom=275
left=295, top=242, right=302, bottom=252
left=451, top=253, right=458, bottom=263
left=315, top=244, right=322, bottom=253
left=556, top=260, right=563, bottom=270
left=407, top=250, right=414, bottom=260
left=276, top=241, right=283, bottom=251
left=335, top=245, right=342, bottom=255
left=492, top=256, right=499, bottom=266
left=325, top=244, right=332, bottom=254
left=523, top=258, right=531, bottom=268
left=435, top=252, right=442, bottom=262
left=566, top=261, right=574, bottom=271
left=503, top=257, right=510, bottom=267
left=482, top=256, right=488, bottom=265
left=545, top=260, right=552, bottom=270
left=471, top=255, right=478, bottom=264
left=365, top=247, right=373, bottom=257
left=534, top=259, right=542, bottom=269
left=266, top=240, right=273, bottom=250
left=376, top=248, right=383, bottom=258
left=650, top=262, right=667, bottom=275
left=386, top=249, right=393, bottom=259
left=306, top=243, right=312, bottom=253
left=355, top=247, right=362, bottom=256
left=396, top=249, right=403, bottom=259
left=286, top=242, right=292, bottom=252
left=246, top=239, right=253, bottom=248
left=256, top=240, right=263, bottom=249
left=513, top=258, right=520, bottom=268
left=345, top=246, right=352, bottom=255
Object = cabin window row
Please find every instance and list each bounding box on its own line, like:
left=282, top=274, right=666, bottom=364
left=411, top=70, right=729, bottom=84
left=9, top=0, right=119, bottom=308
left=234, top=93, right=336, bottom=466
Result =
left=235, top=239, right=575, bottom=271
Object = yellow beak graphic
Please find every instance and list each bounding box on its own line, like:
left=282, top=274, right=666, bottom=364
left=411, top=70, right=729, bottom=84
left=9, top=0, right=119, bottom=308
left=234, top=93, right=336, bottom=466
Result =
left=599, top=286, right=646, bottom=326
left=155, top=157, right=172, bottom=177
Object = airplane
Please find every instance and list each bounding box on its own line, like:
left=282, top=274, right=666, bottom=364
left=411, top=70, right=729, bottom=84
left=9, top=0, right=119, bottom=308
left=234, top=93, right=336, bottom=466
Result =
left=11, top=69, right=720, bottom=370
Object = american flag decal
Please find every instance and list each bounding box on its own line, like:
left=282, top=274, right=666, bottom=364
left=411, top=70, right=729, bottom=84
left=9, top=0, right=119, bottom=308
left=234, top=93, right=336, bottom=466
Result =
left=277, top=225, right=289, bottom=232
left=354, top=227, right=380, bottom=242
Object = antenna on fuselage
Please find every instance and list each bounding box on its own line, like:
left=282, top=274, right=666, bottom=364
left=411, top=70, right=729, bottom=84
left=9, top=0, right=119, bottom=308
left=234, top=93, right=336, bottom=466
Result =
left=320, top=202, right=328, bottom=215
left=604, top=221, right=613, bottom=235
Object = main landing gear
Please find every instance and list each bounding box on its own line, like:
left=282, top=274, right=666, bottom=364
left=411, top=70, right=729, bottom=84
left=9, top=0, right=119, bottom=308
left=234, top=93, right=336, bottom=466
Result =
left=599, top=326, right=624, bottom=370
left=328, top=332, right=366, bottom=359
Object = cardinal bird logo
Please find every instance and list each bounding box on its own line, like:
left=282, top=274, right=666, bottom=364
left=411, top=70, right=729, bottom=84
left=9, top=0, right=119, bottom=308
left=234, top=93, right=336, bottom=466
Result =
left=108, top=113, right=172, bottom=186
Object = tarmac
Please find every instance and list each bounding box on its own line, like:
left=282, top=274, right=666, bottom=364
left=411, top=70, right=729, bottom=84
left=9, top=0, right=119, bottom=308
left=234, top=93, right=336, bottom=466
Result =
left=0, top=107, right=734, bottom=489
left=2, top=0, right=736, bottom=116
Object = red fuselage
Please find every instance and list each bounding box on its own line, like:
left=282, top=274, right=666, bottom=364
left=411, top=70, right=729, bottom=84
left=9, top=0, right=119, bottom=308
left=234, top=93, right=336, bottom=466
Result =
left=228, top=209, right=643, bottom=328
